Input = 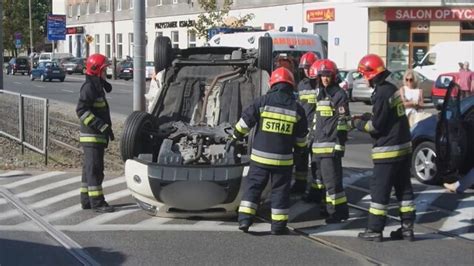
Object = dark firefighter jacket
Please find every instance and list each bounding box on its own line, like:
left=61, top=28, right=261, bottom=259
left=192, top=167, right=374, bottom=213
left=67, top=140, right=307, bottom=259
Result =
left=356, top=70, right=412, bottom=163
left=297, top=78, right=318, bottom=131
left=312, top=83, right=350, bottom=158
left=76, top=75, right=112, bottom=147
left=233, top=83, right=309, bottom=167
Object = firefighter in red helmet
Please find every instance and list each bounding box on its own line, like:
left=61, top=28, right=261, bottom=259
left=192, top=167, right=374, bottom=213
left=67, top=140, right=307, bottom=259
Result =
left=353, top=54, right=415, bottom=242
left=76, top=53, right=115, bottom=213
left=229, top=67, right=308, bottom=235
left=291, top=52, right=319, bottom=194
left=311, top=59, right=351, bottom=224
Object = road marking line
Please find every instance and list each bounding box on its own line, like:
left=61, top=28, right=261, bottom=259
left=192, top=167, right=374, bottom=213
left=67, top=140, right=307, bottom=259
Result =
left=438, top=194, right=474, bottom=240
left=33, top=85, right=46, bottom=88
left=0, top=170, right=26, bottom=178
left=78, top=209, right=140, bottom=225
left=15, top=176, right=81, bottom=198
left=3, top=171, right=65, bottom=189
left=61, top=89, right=74, bottom=93
left=135, top=217, right=174, bottom=225
left=13, top=82, right=22, bottom=85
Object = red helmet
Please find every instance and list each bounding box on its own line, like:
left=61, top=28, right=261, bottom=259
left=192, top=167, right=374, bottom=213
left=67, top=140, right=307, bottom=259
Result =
left=358, top=54, right=386, bottom=80
left=86, top=53, right=110, bottom=77
left=316, top=59, right=338, bottom=77
left=308, top=60, right=322, bottom=79
left=299, top=52, right=319, bottom=69
left=269, top=67, right=295, bottom=87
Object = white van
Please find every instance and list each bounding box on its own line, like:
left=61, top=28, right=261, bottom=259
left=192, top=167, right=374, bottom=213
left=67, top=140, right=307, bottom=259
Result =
left=208, top=30, right=327, bottom=61
left=38, top=52, right=74, bottom=63
left=414, top=41, right=474, bottom=81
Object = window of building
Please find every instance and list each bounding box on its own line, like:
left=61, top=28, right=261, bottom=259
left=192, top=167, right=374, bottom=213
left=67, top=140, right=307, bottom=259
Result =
left=95, top=34, right=100, bottom=54
left=128, top=33, right=134, bottom=57
left=106, top=0, right=111, bottom=12
left=95, top=0, right=100, bottom=13
left=117, top=0, right=122, bottom=11
left=76, top=4, right=81, bottom=17
left=173, top=0, right=178, bottom=4
left=130, top=0, right=134, bottom=9
left=461, top=21, right=474, bottom=41
left=387, top=21, right=429, bottom=69
left=105, top=34, right=111, bottom=58
left=117, top=33, right=123, bottom=59
left=156, top=31, right=163, bottom=37
left=171, top=31, right=179, bottom=48
left=86, top=1, right=90, bottom=15
left=157, top=0, right=163, bottom=6
left=68, top=4, right=73, bottom=17
left=188, top=30, right=196, bottom=47
left=68, top=36, right=73, bottom=54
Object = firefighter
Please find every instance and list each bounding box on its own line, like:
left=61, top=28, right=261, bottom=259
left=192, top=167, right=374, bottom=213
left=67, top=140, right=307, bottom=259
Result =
left=353, top=54, right=416, bottom=242
left=291, top=52, right=319, bottom=193
left=76, top=53, right=115, bottom=213
left=311, top=59, right=351, bottom=224
left=230, top=67, right=308, bottom=235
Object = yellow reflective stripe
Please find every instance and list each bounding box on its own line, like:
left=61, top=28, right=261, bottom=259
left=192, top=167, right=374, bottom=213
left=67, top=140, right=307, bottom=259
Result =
left=334, top=144, right=345, bottom=151
left=300, top=95, right=317, bottom=104
left=261, top=111, right=297, bottom=123
left=235, top=123, right=249, bottom=134
left=296, top=141, right=307, bottom=147
left=88, top=190, right=103, bottom=197
left=316, top=106, right=333, bottom=111
left=326, top=196, right=347, bottom=206
left=369, top=207, right=387, bottom=216
left=337, top=124, right=349, bottom=131
left=83, top=113, right=95, bottom=126
left=312, top=183, right=325, bottom=189
left=372, top=147, right=411, bottom=160
left=271, top=214, right=289, bottom=221
left=238, top=206, right=256, bottom=215
left=364, top=121, right=375, bottom=132
left=294, top=172, right=307, bottom=181
left=92, top=101, right=107, bottom=108
left=312, top=147, right=335, bottom=154
left=400, top=206, right=415, bottom=213
left=250, top=154, right=293, bottom=166
left=80, top=187, right=88, bottom=193
left=79, top=136, right=107, bottom=144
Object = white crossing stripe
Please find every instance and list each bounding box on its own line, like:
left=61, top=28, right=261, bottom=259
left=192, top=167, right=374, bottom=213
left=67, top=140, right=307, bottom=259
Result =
left=135, top=217, right=174, bottom=226
left=3, top=171, right=65, bottom=189
left=414, top=188, right=445, bottom=218
left=438, top=194, right=474, bottom=240
left=78, top=209, right=140, bottom=226
left=0, top=170, right=26, bottom=178
left=15, top=175, right=81, bottom=198
left=0, top=177, right=125, bottom=221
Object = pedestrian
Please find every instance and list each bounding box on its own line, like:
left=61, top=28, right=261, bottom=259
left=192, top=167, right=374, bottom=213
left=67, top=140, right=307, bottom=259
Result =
left=145, top=71, right=163, bottom=113
left=399, top=69, right=423, bottom=126
left=310, top=59, right=351, bottom=224
left=76, top=53, right=115, bottom=213
left=291, top=52, right=319, bottom=193
left=353, top=54, right=416, bottom=242
left=230, top=67, right=308, bottom=235
left=444, top=167, right=474, bottom=193
left=459, top=61, right=473, bottom=99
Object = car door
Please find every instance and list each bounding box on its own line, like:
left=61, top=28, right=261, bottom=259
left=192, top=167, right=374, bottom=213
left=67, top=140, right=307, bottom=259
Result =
left=435, top=75, right=468, bottom=177
left=32, top=63, right=43, bottom=78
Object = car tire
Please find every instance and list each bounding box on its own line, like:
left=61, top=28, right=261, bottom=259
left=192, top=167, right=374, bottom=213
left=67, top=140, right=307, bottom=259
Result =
left=120, top=111, right=155, bottom=162
left=41, top=74, right=46, bottom=82
left=154, top=36, right=173, bottom=73
left=257, top=36, right=273, bottom=75
left=30, top=74, right=35, bottom=81
left=411, top=141, right=439, bottom=184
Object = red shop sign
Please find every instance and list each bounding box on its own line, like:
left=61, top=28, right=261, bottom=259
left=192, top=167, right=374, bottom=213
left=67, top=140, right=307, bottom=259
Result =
left=385, top=8, right=474, bottom=21
left=306, top=8, right=335, bottom=23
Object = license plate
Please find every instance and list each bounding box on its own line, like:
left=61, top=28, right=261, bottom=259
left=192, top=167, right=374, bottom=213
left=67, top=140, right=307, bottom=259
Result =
left=438, top=99, right=444, bottom=104
left=53, top=70, right=60, bottom=73
left=67, top=67, right=73, bottom=71
left=124, top=70, right=130, bottom=73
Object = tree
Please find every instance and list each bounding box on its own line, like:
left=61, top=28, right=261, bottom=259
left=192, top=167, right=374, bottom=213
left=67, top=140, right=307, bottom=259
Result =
left=2, top=0, right=51, bottom=56
left=193, top=0, right=254, bottom=40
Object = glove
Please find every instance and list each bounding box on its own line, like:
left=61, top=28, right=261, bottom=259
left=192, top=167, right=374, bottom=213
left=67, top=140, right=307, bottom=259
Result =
left=361, top=112, right=373, bottom=121
left=351, top=115, right=363, bottom=131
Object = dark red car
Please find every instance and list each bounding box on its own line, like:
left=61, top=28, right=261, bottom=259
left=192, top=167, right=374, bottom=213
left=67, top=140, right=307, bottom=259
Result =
left=431, top=72, right=460, bottom=107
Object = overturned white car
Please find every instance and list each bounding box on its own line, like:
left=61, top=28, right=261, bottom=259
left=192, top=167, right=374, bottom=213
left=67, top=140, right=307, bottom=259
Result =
left=121, top=36, right=272, bottom=218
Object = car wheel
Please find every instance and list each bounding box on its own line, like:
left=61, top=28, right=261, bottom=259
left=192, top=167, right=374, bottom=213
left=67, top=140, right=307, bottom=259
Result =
left=154, top=36, right=173, bottom=73
left=411, top=141, right=439, bottom=184
left=120, top=111, right=156, bottom=162
left=30, top=74, right=35, bottom=81
left=41, top=74, right=46, bottom=82
left=257, top=36, right=273, bottom=75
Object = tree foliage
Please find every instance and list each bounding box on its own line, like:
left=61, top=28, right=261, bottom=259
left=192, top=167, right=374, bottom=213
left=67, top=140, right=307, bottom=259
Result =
left=2, top=0, right=51, bottom=56
left=193, top=0, right=254, bottom=40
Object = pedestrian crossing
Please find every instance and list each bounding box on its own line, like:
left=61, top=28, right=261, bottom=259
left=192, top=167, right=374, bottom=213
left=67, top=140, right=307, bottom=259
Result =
left=0, top=169, right=472, bottom=240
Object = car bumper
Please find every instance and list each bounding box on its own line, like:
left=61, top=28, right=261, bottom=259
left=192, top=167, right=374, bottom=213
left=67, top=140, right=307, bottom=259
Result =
left=125, top=159, right=248, bottom=218
left=119, top=72, right=133, bottom=79
left=352, top=89, right=373, bottom=101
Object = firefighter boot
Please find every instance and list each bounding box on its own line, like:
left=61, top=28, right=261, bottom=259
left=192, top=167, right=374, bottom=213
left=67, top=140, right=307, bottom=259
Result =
left=290, top=180, right=307, bottom=194
left=302, top=187, right=323, bottom=203
left=390, top=220, right=415, bottom=241
left=271, top=227, right=290, bottom=235
left=358, top=229, right=383, bottom=242
left=238, top=218, right=253, bottom=233
left=93, top=201, right=115, bottom=213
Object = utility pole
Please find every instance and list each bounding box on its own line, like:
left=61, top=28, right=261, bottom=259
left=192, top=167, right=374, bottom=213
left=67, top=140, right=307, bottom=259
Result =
left=29, top=0, right=34, bottom=67
left=133, top=0, right=145, bottom=111
left=112, top=0, right=117, bottom=80
left=0, top=0, right=4, bottom=90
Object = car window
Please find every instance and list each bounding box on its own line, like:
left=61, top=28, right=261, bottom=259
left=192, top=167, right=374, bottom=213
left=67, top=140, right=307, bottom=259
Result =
left=421, top=52, right=436, bottom=66
left=122, top=62, right=133, bottom=68
left=16, top=58, right=28, bottom=64
left=38, top=62, right=45, bottom=68
left=392, top=70, right=404, bottom=81
left=351, top=72, right=363, bottom=80
left=338, top=71, right=348, bottom=80
left=146, top=62, right=154, bottom=66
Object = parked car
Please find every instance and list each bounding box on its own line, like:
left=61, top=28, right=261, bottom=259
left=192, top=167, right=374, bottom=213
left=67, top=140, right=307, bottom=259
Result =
left=118, top=61, right=133, bottom=80
left=121, top=36, right=273, bottom=218
left=410, top=78, right=474, bottom=184
left=145, top=61, right=154, bottom=80
left=62, top=57, right=86, bottom=74
left=352, top=69, right=433, bottom=104
left=431, top=72, right=460, bottom=107
left=338, top=69, right=362, bottom=100
left=6, top=57, right=31, bottom=75
left=30, top=61, right=66, bottom=82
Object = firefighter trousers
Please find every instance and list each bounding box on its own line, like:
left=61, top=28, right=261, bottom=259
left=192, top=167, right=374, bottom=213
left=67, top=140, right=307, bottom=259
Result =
left=238, top=164, right=292, bottom=231
left=320, top=155, right=348, bottom=219
left=294, top=147, right=309, bottom=183
left=368, top=158, right=416, bottom=232
left=80, top=146, right=106, bottom=208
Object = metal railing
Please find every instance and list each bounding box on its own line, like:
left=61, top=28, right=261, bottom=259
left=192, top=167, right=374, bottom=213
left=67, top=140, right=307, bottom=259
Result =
left=0, top=90, right=49, bottom=164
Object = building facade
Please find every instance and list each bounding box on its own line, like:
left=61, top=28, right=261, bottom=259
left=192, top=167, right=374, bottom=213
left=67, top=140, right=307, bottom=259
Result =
left=54, top=0, right=473, bottom=70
